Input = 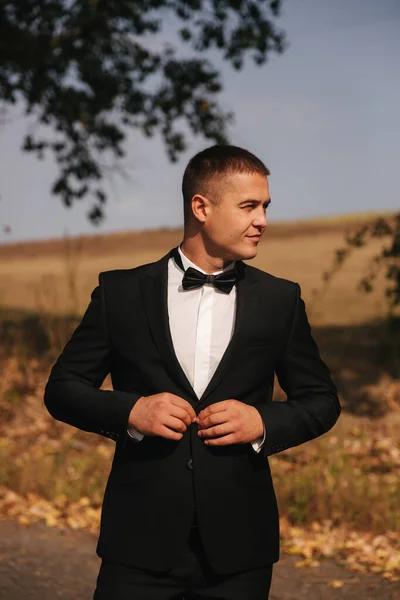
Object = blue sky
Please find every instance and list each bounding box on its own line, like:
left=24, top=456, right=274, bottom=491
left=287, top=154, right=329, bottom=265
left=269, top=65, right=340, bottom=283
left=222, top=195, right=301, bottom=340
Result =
left=1, top=0, right=399, bottom=242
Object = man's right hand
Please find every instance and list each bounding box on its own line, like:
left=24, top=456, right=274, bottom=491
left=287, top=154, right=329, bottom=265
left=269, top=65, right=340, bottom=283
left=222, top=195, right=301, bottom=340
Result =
left=128, top=393, right=197, bottom=441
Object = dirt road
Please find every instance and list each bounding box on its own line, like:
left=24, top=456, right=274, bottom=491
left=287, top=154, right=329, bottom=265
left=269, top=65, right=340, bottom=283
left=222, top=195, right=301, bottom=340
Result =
left=0, top=520, right=398, bottom=600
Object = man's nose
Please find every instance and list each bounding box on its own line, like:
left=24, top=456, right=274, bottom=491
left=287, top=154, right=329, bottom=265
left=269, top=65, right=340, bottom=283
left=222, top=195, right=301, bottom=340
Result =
left=253, top=210, right=267, bottom=229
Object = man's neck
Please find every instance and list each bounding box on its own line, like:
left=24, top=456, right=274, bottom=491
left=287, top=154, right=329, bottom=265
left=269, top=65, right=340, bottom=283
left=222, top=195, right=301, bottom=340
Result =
left=180, top=242, right=235, bottom=274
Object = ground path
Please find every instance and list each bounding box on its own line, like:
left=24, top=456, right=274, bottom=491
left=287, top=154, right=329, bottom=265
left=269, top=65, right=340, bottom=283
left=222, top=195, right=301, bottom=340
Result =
left=0, top=520, right=398, bottom=599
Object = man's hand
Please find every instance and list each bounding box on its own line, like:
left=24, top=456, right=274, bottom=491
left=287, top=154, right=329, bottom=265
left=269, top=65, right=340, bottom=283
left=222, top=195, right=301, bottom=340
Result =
left=196, top=400, right=264, bottom=446
left=128, top=393, right=196, bottom=441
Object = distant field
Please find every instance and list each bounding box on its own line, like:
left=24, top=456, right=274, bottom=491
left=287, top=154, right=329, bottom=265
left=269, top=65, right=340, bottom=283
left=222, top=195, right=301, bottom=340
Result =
left=0, top=211, right=396, bottom=326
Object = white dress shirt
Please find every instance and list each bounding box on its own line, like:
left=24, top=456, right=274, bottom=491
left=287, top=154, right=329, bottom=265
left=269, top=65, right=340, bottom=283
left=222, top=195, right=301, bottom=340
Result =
left=128, top=245, right=266, bottom=452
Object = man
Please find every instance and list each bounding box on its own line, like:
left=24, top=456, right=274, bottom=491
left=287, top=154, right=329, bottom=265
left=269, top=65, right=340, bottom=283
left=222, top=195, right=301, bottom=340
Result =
left=44, top=145, right=341, bottom=599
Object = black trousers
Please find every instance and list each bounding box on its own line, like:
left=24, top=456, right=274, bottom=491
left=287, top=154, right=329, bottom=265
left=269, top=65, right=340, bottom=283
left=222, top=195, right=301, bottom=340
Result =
left=94, top=523, right=273, bottom=600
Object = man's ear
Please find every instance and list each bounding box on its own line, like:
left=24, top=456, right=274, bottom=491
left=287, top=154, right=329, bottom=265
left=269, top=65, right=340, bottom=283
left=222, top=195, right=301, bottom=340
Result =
left=191, top=194, right=210, bottom=224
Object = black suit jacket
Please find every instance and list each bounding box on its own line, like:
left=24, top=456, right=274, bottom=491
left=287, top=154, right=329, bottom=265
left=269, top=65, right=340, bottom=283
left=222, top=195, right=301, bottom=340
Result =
left=44, top=246, right=341, bottom=575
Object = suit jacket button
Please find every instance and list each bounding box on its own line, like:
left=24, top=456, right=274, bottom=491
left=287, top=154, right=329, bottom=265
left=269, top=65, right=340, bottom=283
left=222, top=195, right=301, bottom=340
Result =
left=187, top=459, right=194, bottom=470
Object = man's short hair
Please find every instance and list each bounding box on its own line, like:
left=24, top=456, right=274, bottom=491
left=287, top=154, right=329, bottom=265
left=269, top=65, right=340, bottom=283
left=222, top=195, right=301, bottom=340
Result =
left=182, top=145, right=270, bottom=224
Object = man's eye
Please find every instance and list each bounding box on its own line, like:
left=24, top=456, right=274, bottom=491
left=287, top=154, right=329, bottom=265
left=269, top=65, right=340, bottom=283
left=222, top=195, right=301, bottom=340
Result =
left=242, top=204, right=269, bottom=211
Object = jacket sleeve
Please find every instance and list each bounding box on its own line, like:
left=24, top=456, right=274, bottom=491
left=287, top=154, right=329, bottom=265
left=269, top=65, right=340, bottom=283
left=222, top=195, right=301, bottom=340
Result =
left=255, top=282, right=341, bottom=457
left=43, top=272, right=142, bottom=442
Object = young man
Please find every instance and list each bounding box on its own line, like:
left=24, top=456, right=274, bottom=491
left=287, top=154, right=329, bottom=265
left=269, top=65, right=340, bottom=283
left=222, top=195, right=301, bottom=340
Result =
left=44, top=145, right=341, bottom=599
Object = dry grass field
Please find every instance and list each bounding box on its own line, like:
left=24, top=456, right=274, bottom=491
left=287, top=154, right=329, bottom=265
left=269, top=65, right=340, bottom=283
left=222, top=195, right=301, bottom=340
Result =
left=0, top=210, right=396, bottom=326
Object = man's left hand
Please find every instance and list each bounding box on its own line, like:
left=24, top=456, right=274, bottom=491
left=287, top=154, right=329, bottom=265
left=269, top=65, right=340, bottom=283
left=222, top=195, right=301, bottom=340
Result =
left=196, top=400, right=264, bottom=446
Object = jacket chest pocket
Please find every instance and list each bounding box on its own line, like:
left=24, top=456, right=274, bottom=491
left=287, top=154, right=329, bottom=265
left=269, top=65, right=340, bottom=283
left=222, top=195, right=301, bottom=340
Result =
left=233, top=344, right=280, bottom=377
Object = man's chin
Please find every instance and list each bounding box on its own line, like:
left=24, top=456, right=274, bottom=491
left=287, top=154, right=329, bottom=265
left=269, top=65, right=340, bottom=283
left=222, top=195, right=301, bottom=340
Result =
left=234, top=244, right=258, bottom=262
left=243, top=249, right=258, bottom=261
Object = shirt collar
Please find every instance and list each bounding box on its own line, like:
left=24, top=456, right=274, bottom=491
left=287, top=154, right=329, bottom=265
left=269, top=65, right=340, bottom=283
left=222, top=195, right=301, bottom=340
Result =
left=177, top=244, right=236, bottom=275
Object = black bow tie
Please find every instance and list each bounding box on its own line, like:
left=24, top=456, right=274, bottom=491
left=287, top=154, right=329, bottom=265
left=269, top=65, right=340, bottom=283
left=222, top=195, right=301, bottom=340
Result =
left=172, top=247, right=238, bottom=294
left=183, top=266, right=238, bottom=293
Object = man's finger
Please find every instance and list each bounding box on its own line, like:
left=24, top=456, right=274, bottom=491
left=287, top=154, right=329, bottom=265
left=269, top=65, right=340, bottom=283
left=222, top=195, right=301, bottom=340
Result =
left=163, top=415, right=188, bottom=433
left=198, top=412, right=228, bottom=429
left=198, top=422, right=234, bottom=439
left=198, top=402, right=229, bottom=421
left=170, top=396, right=196, bottom=421
left=203, top=433, right=237, bottom=446
left=158, top=425, right=184, bottom=441
left=169, top=405, right=192, bottom=427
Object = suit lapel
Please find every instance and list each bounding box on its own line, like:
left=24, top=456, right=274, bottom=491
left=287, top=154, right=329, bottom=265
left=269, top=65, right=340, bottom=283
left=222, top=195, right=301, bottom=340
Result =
left=140, top=249, right=196, bottom=399
left=139, top=247, right=260, bottom=405
left=197, top=261, right=259, bottom=405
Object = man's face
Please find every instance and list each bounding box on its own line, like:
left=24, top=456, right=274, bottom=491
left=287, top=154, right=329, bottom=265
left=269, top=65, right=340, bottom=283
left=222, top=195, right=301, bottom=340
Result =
left=201, top=171, right=271, bottom=261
